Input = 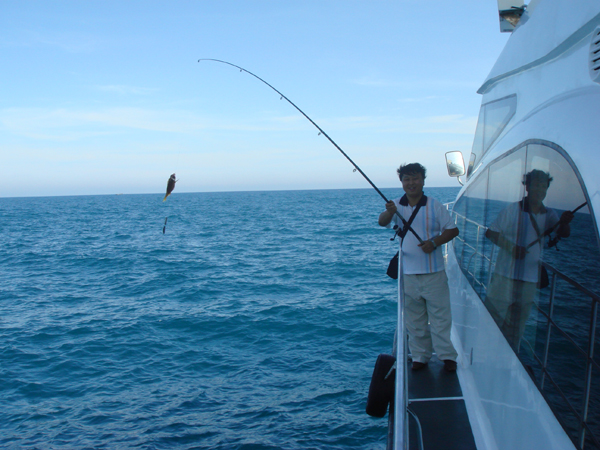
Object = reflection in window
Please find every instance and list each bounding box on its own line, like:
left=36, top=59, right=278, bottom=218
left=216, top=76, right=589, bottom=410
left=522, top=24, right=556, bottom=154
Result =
left=467, top=95, right=517, bottom=177
left=452, top=141, right=600, bottom=448
left=453, top=168, right=489, bottom=299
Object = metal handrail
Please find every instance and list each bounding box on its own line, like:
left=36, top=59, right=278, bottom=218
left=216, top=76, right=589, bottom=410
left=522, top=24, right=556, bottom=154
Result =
left=392, top=251, right=408, bottom=450
left=447, top=205, right=600, bottom=450
left=528, top=263, right=600, bottom=449
left=449, top=209, right=494, bottom=293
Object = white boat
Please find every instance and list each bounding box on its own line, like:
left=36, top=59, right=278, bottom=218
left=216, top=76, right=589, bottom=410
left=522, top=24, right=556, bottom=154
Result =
left=369, top=1, right=600, bottom=448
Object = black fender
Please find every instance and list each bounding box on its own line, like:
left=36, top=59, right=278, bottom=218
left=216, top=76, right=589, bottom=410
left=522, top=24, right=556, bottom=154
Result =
left=366, top=353, right=396, bottom=418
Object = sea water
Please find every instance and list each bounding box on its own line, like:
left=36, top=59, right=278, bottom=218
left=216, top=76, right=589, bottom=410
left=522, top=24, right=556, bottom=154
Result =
left=0, top=187, right=459, bottom=450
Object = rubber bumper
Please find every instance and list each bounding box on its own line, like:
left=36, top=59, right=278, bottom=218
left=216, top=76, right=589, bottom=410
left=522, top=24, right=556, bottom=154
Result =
left=366, top=353, right=396, bottom=417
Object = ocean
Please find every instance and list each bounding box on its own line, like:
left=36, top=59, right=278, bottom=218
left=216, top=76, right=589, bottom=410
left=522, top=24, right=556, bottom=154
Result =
left=0, top=187, right=459, bottom=450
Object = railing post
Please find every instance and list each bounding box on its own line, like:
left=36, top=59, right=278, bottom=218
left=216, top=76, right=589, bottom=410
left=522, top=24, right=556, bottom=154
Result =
left=394, top=251, right=409, bottom=450
left=475, top=223, right=481, bottom=277
left=541, top=268, right=557, bottom=390
left=579, top=299, right=598, bottom=448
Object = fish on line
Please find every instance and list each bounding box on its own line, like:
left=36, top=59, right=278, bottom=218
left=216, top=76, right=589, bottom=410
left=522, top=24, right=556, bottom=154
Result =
left=163, top=173, right=178, bottom=202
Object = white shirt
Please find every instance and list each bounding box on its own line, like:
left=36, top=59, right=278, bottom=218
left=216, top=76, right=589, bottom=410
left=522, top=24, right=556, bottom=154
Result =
left=389, top=195, right=457, bottom=275
left=489, top=200, right=559, bottom=282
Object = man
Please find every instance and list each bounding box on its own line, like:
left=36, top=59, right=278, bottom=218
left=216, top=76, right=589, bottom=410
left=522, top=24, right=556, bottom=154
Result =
left=485, top=169, right=573, bottom=350
left=379, top=163, right=459, bottom=372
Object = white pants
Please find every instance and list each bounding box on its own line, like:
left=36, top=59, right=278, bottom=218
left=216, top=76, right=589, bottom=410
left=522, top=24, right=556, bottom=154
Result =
left=403, top=270, right=457, bottom=363
left=485, top=273, right=537, bottom=350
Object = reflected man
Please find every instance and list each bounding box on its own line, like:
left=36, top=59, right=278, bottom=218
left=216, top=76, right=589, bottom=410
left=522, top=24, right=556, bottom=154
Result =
left=485, top=170, right=573, bottom=350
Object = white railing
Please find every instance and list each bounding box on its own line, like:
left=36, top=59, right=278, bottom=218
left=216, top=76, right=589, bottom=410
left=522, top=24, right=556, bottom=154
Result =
left=392, top=253, right=408, bottom=450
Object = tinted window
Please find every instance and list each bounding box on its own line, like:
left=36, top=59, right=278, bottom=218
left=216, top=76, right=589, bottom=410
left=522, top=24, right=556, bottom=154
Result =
left=467, top=95, right=517, bottom=177
left=452, top=141, right=600, bottom=447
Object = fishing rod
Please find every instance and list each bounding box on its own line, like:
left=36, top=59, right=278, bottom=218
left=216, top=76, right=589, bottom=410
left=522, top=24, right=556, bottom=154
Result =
left=526, top=201, right=587, bottom=250
left=197, top=58, right=424, bottom=244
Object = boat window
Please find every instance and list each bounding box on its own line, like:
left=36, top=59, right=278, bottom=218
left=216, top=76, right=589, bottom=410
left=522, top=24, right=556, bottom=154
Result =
left=467, top=95, right=517, bottom=177
left=452, top=167, right=490, bottom=299
left=452, top=140, right=600, bottom=447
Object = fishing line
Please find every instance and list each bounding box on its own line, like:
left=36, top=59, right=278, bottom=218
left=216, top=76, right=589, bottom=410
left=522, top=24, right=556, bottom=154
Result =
left=197, top=58, right=423, bottom=243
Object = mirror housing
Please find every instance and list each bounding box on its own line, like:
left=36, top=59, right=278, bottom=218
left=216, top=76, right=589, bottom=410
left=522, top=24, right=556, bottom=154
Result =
left=445, top=151, right=466, bottom=186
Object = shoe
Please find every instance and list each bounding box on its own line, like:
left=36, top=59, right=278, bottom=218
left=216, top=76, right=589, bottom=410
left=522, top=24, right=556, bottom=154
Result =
left=443, top=360, right=457, bottom=372
left=411, top=361, right=427, bottom=371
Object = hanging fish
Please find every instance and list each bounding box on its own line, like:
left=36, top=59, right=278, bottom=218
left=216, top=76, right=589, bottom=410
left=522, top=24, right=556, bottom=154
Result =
left=163, top=173, right=178, bottom=202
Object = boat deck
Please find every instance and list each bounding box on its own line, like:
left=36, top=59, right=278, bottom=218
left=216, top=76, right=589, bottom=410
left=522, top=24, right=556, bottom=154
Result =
left=402, top=358, right=477, bottom=450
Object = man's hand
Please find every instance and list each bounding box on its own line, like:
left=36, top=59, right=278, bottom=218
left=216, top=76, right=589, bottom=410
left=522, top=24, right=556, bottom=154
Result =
left=379, top=200, right=398, bottom=227
left=555, top=210, right=574, bottom=238
left=418, top=239, right=435, bottom=254
left=560, top=210, right=574, bottom=224
left=385, top=200, right=397, bottom=215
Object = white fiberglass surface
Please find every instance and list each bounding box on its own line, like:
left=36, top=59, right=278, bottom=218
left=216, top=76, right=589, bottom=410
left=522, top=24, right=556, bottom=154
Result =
left=472, top=14, right=600, bottom=177
left=479, top=89, right=600, bottom=232
left=485, top=0, right=600, bottom=86
left=447, top=3, right=600, bottom=448
left=452, top=137, right=600, bottom=446
left=446, top=250, right=576, bottom=450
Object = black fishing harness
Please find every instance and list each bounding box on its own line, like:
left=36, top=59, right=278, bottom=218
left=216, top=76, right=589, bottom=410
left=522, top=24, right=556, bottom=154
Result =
left=391, top=194, right=427, bottom=244
left=386, top=195, right=427, bottom=280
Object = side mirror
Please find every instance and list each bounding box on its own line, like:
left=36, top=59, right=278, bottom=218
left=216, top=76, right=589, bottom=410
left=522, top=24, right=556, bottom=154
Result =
left=445, top=151, right=466, bottom=185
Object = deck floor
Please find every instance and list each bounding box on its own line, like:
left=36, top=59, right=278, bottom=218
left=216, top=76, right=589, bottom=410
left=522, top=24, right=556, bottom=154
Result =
left=406, top=358, right=477, bottom=450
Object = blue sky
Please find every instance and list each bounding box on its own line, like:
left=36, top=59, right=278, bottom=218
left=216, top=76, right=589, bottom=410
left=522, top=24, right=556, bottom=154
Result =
left=1, top=1, right=509, bottom=197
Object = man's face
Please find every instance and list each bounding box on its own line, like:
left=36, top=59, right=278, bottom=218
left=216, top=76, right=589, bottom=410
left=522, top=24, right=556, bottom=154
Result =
left=526, top=178, right=549, bottom=203
left=401, top=172, right=424, bottom=196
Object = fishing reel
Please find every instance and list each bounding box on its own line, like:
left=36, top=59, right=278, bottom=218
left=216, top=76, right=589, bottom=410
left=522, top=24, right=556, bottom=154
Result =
left=547, top=235, right=561, bottom=250
left=390, top=225, right=402, bottom=241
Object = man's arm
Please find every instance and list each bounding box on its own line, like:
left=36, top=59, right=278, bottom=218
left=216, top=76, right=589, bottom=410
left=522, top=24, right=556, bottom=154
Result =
left=485, top=228, right=527, bottom=259
left=379, top=200, right=397, bottom=227
left=556, top=211, right=573, bottom=238
left=485, top=228, right=501, bottom=246
left=418, top=227, right=459, bottom=254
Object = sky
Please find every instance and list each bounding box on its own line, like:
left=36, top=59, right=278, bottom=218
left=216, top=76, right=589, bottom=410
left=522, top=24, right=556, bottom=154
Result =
left=1, top=1, right=511, bottom=198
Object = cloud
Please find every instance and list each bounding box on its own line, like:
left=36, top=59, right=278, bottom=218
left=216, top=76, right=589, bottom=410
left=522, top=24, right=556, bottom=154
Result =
left=0, top=106, right=318, bottom=141
left=350, top=75, right=482, bottom=91
left=0, top=105, right=477, bottom=147
left=0, top=107, right=210, bottom=140
left=350, top=77, right=400, bottom=87
left=317, top=114, right=477, bottom=135
left=94, top=85, right=159, bottom=95
left=1, top=28, right=104, bottom=53
left=397, top=95, right=443, bottom=103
